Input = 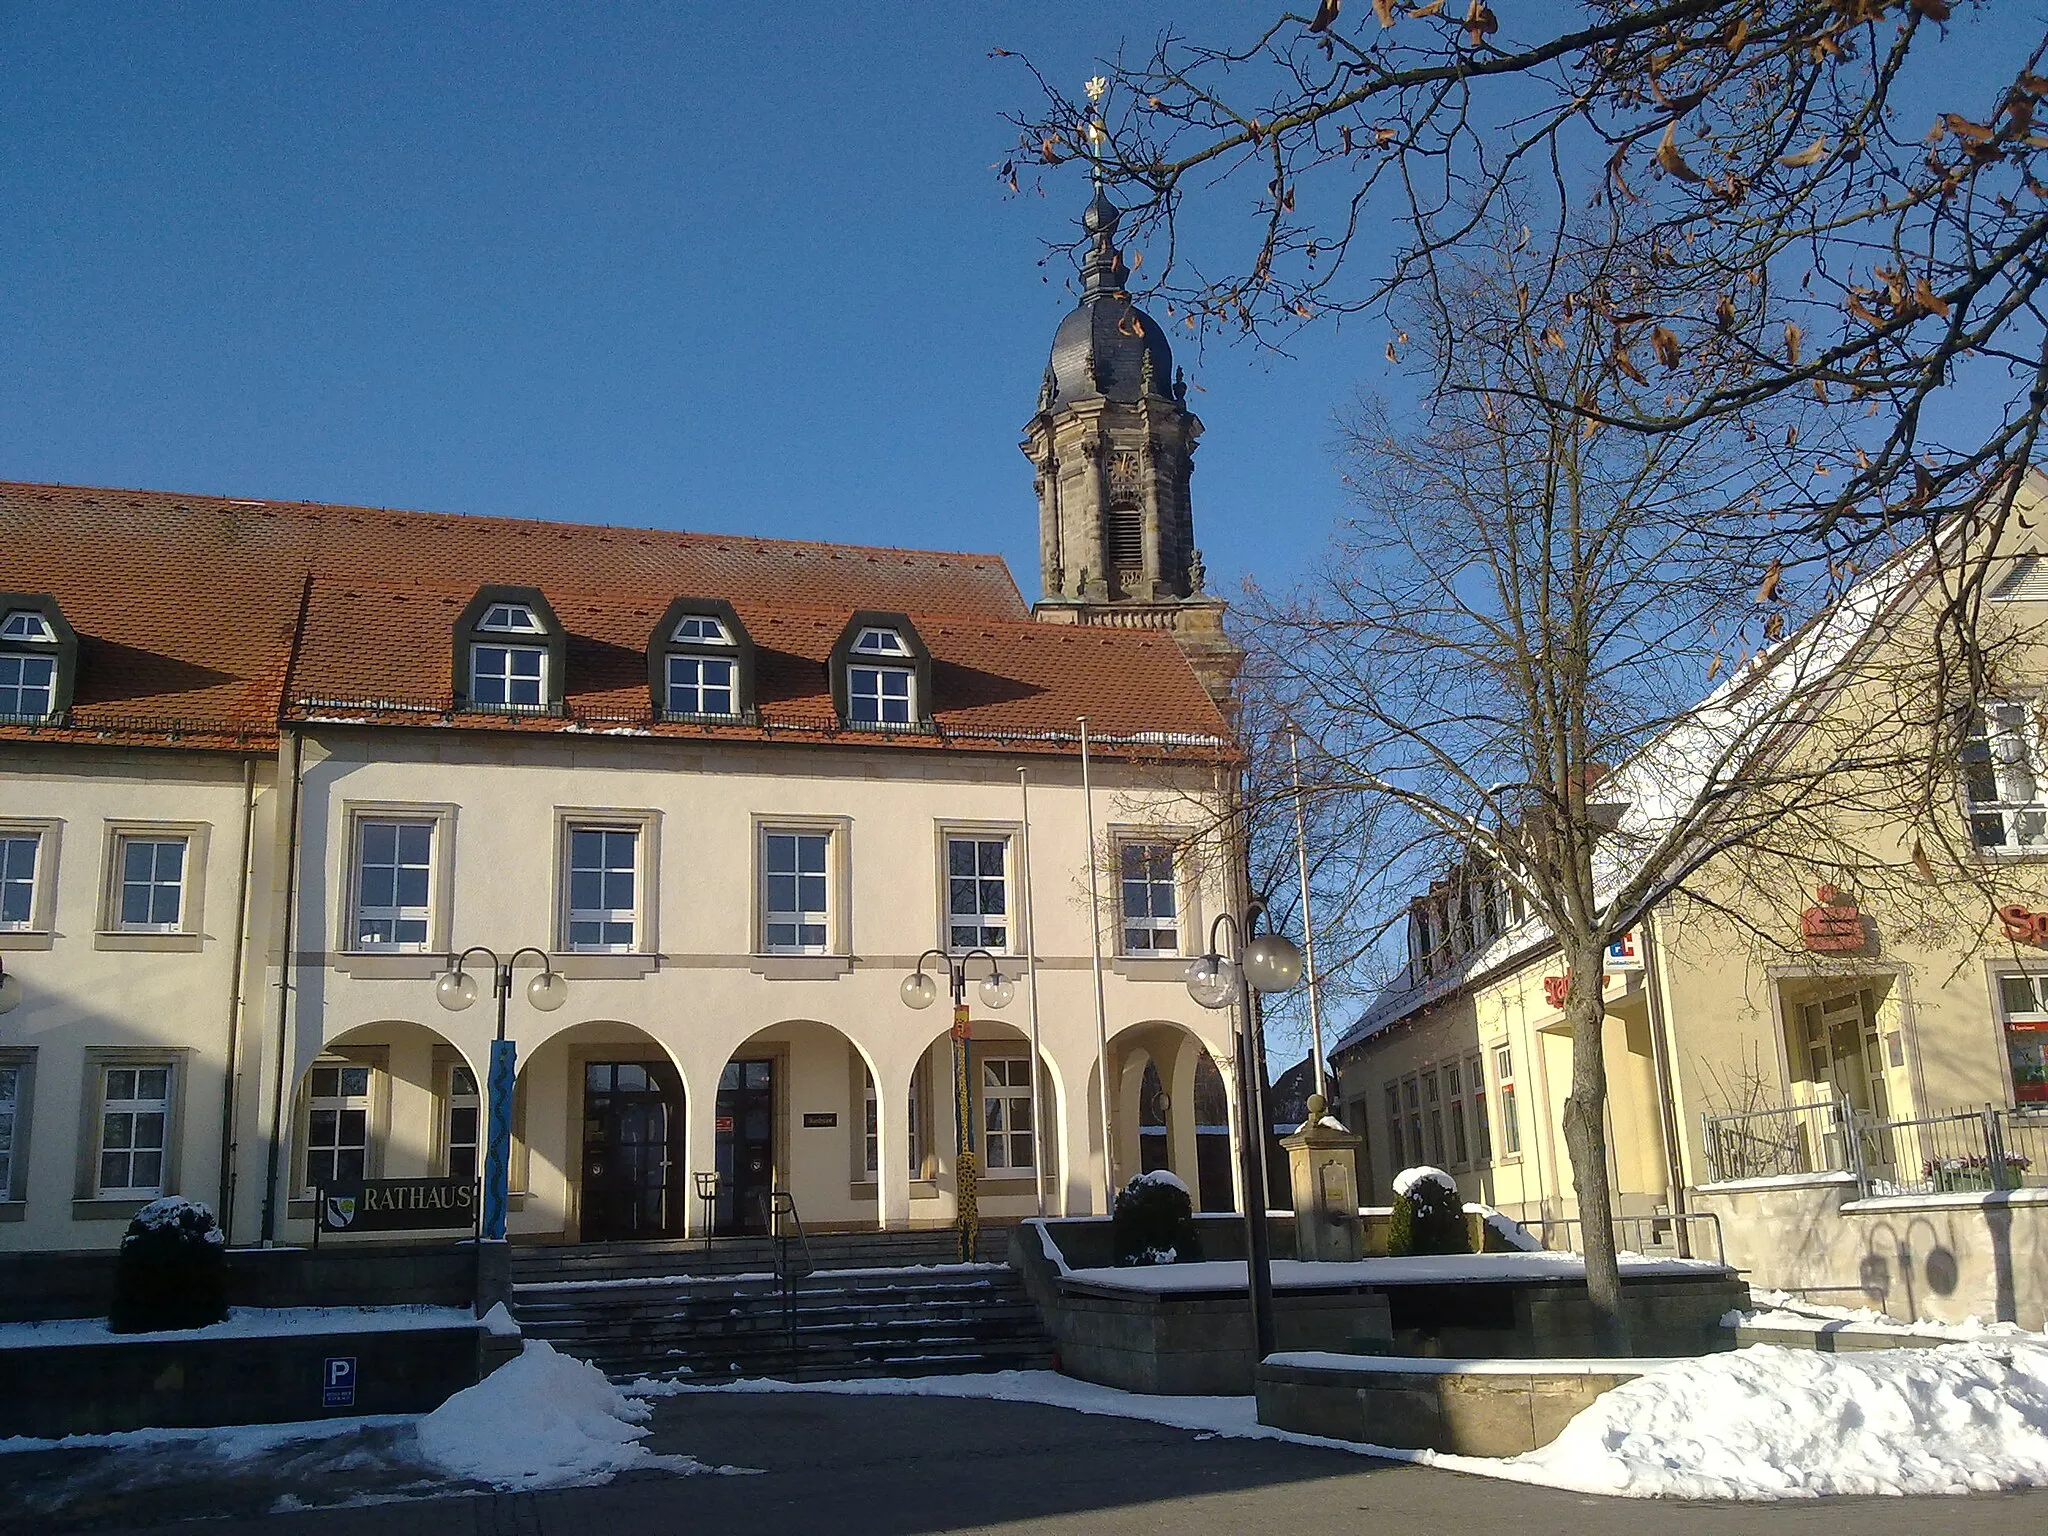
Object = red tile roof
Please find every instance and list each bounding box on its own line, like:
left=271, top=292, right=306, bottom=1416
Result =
left=0, top=480, right=1233, bottom=759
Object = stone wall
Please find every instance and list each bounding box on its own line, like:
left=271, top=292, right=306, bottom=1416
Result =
left=0, top=1324, right=483, bottom=1438
left=1256, top=1354, right=1649, bottom=1456
left=1695, top=1176, right=2048, bottom=1329
left=0, top=1241, right=478, bottom=1323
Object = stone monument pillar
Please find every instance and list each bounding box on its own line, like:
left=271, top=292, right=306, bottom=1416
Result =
left=1280, top=1094, right=1367, bottom=1263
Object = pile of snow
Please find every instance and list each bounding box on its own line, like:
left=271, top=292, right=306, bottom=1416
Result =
left=1129, top=1168, right=1190, bottom=1196
left=1491, top=1342, right=2048, bottom=1498
left=417, top=1339, right=706, bottom=1489
left=129, top=1197, right=226, bottom=1244
left=1467, top=1205, right=1543, bottom=1251
left=1727, top=1289, right=2041, bottom=1343
left=1392, top=1165, right=1455, bottom=1197
left=0, top=1305, right=474, bottom=1351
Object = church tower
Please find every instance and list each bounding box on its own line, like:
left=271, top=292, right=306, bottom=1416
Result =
left=1023, top=187, right=1240, bottom=708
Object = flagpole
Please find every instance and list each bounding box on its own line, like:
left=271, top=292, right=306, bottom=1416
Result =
left=1080, top=717, right=1115, bottom=1210
left=1290, top=728, right=1329, bottom=1104
left=1018, top=767, right=1047, bottom=1218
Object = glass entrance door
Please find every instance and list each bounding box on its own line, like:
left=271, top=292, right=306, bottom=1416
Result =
left=581, top=1061, right=682, bottom=1242
left=715, top=1058, right=775, bottom=1235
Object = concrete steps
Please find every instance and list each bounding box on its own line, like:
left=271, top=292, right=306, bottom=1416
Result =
left=508, top=1230, right=1052, bottom=1381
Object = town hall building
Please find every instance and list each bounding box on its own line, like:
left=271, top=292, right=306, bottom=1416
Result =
left=0, top=190, right=1255, bottom=1253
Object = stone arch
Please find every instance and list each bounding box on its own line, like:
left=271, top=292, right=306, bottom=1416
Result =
left=1096, top=1020, right=1238, bottom=1213
left=912, top=1016, right=1064, bottom=1219
left=514, top=1018, right=688, bottom=1243
left=286, top=1018, right=478, bottom=1227
left=702, top=1018, right=888, bottom=1238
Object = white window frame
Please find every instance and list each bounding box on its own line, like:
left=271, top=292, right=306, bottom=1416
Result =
left=1963, top=699, right=2048, bottom=852
left=1992, top=972, right=2048, bottom=1109
left=477, top=602, right=545, bottom=635
left=979, top=1054, right=1037, bottom=1178
left=0, top=610, right=55, bottom=642
left=113, top=834, right=188, bottom=934
left=302, top=1056, right=378, bottom=1196
left=1468, top=1051, right=1492, bottom=1163
left=665, top=653, right=739, bottom=717
left=861, top=1057, right=928, bottom=1181
left=442, top=1057, right=482, bottom=1184
left=852, top=626, right=910, bottom=656
left=762, top=827, right=833, bottom=955
left=1118, top=839, right=1182, bottom=955
left=847, top=664, right=914, bottom=727
left=1383, top=1081, right=1404, bottom=1172
left=1494, top=1042, right=1521, bottom=1159
left=944, top=833, right=1012, bottom=954
left=0, top=652, right=57, bottom=720
left=1445, top=1058, right=1470, bottom=1166
left=96, top=1063, right=173, bottom=1199
left=469, top=642, right=547, bottom=711
left=564, top=823, right=641, bottom=953
left=350, top=817, right=435, bottom=952
left=671, top=614, right=733, bottom=645
left=0, top=827, right=47, bottom=933
left=0, top=1050, right=32, bottom=1205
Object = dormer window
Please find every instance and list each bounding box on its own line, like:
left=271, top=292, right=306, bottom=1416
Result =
left=853, top=626, right=910, bottom=657
left=672, top=614, right=734, bottom=646
left=830, top=612, right=933, bottom=732
left=454, top=586, right=566, bottom=716
left=0, top=595, right=77, bottom=723
left=649, top=598, right=754, bottom=722
left=477, top=602, right=546, bottom=635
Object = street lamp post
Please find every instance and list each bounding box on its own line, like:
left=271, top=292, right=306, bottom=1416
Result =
left=900, top=947, right=1016, bottom=1262
left=1184, top=903, right=1303, bottom=1361
left=436, top=945, right=566, bottom=1311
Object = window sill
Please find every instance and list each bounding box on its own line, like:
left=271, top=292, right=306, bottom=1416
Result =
left=1113, top=957, right=1191, bottom=981
left=331, top=952, right=443, bottom=980
left=0, top=1201, right=22, bottom=1223
left=750, top=956, right=853, bottom=981
left=74, top=1197, right=163, bottom=1221
left=0, top=930, right=54, bottom=951
left=555, top=953, right=660, bottom=981
left=977, top=1177, right=1040, bottom=1194
left=93, top=931, right=203, bottom=953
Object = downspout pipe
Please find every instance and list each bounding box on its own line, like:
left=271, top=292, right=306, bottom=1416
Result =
left=1639, top=911, right=1692, bottom=1254
left=216, top=756, right=257, bottom=1243
left=258, top=726, right=304, bottom=1245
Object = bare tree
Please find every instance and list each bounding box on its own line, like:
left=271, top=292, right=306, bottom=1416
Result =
left=1250, top=219, right=2020, bottom=1343
left=1004, top=3, right=2048, bottom=590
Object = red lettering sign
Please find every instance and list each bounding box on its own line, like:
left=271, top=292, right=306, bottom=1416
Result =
left=1543, top=973, right=1569, bottom=1009
left=1801, top=885, right=1865, bottom=952
left=1998, top=905, right=2048, bottom=947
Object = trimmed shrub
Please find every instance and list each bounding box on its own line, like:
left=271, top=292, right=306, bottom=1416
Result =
left=1112, top=1170, right=1204, bottom=1266
left=109, top=1197, right=229, bottom=1333
left=1387, top=1167, right=1471, bottom=1258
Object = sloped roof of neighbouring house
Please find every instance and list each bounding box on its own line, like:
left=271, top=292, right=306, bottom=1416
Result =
left=0, top=480, right=1234, bottom=758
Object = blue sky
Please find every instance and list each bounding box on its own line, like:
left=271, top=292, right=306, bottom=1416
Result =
left=0, top=3, right=1372, bottom=603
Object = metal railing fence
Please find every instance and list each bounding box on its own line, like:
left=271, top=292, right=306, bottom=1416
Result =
left=1702, top=1101, right=2047, bottom=1197
left=1522, top=1210, right=1725, bottom=1265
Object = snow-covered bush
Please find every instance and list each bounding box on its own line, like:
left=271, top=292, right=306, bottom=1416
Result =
left=1388, top=1166, right=1470, bottom=1257
left=1112, top=1169, right=1202, bottom=1266
left=109, top=1197, right=229, bottom=1333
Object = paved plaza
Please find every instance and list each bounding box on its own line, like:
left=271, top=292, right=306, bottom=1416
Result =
left=2, top=1389, right=2042, bottom=1536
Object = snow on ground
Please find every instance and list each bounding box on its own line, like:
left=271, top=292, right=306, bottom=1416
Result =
left=1496, top=1341, right=2048, bottom=1498
left=1728, top=1289, right=2042, bottom=1342
left=1061, top=1251, right=1723, bottom=1292
left=640, top=1342, right=2048, bottom=1500
left=0, top=1305, right=477, bottom=1350
left=417, top=1339, right=737, bottom=1489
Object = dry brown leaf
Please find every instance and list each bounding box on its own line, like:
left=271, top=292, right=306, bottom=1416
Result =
left=1373, top=0, right=1397, bottom=25
left=1914, top=277, right=1952, bottom=318
left=1763, top=611, right=1785, bottom=641
left=1785, top=321, right=1804, bottom=364
left=1651, top=325, right=1682, bottom=368
left=1411, top=0, right=1445, bottom=17
left=1911, top=0, right=1953, bottom=21
left=1464, top=1, right=1497, bottom=45
left=1656, top=123, right=1704, bottom=183
left=1542, top=325, right=1565, bottom=350
left=1715, top=292, right=1735, bottom=331
left=1614, top=348, right=1647, bottom=385
left=1757, top=561, right=1783, bottom=604
left=1705, top=654, right=1724, bottom=682
left=1779, top=138, right=1829, bottom=168
left=1911, top=839, right=1936, bottom=882
left=1310, top=0, right=1343, bottom=33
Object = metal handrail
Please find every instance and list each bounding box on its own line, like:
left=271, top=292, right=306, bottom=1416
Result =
left=762, top=1189, right=814, bottom=1348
